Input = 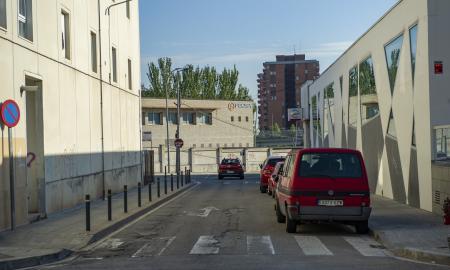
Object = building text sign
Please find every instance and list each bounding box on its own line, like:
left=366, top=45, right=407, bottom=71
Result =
left=228, top=102, right=252, bottom=111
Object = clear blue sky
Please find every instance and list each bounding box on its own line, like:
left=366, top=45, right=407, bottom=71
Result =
left=139, top=0, right=398, bottom=99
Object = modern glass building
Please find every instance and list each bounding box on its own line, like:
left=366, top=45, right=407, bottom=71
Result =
left=301, top=0, right=450, bottom=213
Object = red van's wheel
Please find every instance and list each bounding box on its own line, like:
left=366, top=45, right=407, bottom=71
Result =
left=355, top=221, right=369, bottom=234
left=275, top=201, right=286, bottom=223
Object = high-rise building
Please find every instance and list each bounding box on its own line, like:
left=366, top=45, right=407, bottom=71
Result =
left=258, top=54, right=319, bottom=131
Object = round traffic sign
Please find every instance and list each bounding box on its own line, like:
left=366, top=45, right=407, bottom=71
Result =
left=174, top=138, right=184, bottom=148
left=1, top=100, right=20, bottom=128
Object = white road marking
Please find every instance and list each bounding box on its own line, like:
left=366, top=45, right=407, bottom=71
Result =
left=343, top=237, right=387, bottom=257
left=294, top=236, right=333, bottom=256
left=157, top=236, right=177, bottom=256
left=247, top=236, right=275, bottom=255
left=97, top=238, right=123, bottom=250
left=190, top=236, right=220, bottom=255
left=186, top=207, right=219, bottom=218
left=131, top=243, right=150, bottom=258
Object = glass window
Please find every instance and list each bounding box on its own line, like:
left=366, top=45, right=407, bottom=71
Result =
left=348, top=66, right=358, bottom=127
left=409, top=25, right=418, bottom=84
left=359, top=56, right=379, bottom=122
left=435, top=127, right=450, bottom=160
left=197, top=112, right=211, bottom=125
left=148, top=112, right=161, bottom=125
left=168, top=111, right=177, bottom=124
left=61, top=11, right=70, bottom=59
left=324, top=83, right=334, bottom=140
left=231, top=116, right=234, bottom=122
left=18, top=0, right=33, bottom=41
left=128, top=59, right=132, bottom=90
left=246, top=116, right=249, bottom=122
left=182, top=112, right=194, bottom=125
left=385, top=34, right=404, bottom=95
left=299, top=153, right=362, bottom=178
left=0, top=0, right=6, bottom=29
left=238, top=116, right=242, bottom=122
left=112, top=47, right=117, bottom=83
left=91, top=32, right=97, bottom=73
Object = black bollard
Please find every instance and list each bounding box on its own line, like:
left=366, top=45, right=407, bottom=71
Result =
left=177, top=173, right=179, bottom=189
left=164, top=176, right=168, bottom=195
left=148, top=180, right=152, bottom=202
left=171, top=174, right=174, bottom=191
left=181, top=171, right=184, bottom=187
left=157, top=177, right=161, bottom=198
left=107, top=190, right=112, bottom=221
left=85, top=195, right=91, bottom=231
left=138, top=182, right=142, bottom=207
left=124, top=185, right=128, bottom=213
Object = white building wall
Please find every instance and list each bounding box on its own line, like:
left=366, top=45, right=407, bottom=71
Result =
left=0, top=0, right=141, bottom=230
left=303, top=0, right=439, bottom=211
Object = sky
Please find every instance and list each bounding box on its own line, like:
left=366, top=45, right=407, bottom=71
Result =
left=139, top=0, right=398, bottom=100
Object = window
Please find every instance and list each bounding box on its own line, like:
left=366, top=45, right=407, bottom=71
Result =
left=409, top=24, right=418, bottom=84
left=91, top=32, right=97, bottom=72
left=385, top=34, right=404, bottom=95
left=168, top=111, right=177, bottom=124
left=299, top=153, right=362, bottom=179
left=296, top=76, right=299, bottom=81
left=359, top=56, right=379, bottom=122
left=128, top=59, right=132, bottom=90
left=147, top=112, right=161, bottom=125
left=197, top=112, right=211, bottom=125
left=0, top=0, right=6, bottom=29
left=112, top=47, right=117, bottom=82
left=18, top=0, right=33, bottom=41
left=61, top=10, right=70, bottom=59
left=238, top=116, right=242, bottom=122
left=231, top=116, right=234, bottom=122
left=141, top=112, right=146, bottom=125
left=348, top=66, right=358, bottom=127
left=246, top=116, right=249, bottom=122
left=182, top=112, right=195, bottom=125
left=126, top=1, right=130, bottom=19
left=435, top=127, right=450, bottom=160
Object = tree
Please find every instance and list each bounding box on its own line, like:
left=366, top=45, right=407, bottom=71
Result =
left=289, top=124, right=296, bottom=135
left=237, top=84, right=251, bottom=101
left=272, top=123, right=281, bottom=136
left=218, top=66, right=239, bottom=99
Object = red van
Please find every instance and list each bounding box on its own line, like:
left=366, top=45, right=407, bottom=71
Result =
left=275, top=148, right=371, bottom=234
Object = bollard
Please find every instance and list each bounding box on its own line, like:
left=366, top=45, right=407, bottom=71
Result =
left=177, top=173, right=179, bottom=189
left=171, top=174, right=174, bottom=191
left=124, top=185, right=128, bottom=213
left=157, top=177, right=161, bottom=198
left=188, top=169, right=191, bottom=184
left=138, top=182, right=142, bottom=207
left=181, top=171, right=184, bottom=187
left=107, top=189, right=112, bottom=221
left=148, top=181, right=152, bottom=202
left=85, top=195, right=91, bottom=231
left=164, top=175, right=168, bottom=195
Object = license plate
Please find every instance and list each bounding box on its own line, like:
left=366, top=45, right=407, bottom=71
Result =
left=318, top=200, right=343, bottom=207
left=227, top=170, right=234, bottom=174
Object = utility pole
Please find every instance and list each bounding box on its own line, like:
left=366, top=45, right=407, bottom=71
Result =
left=165, top=85, right=170, bottom=173
left=176, top=76, right=181, bottom=175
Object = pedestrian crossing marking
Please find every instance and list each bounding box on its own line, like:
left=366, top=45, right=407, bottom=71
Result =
left=294, top=236, right=333, bottom=256
left=190, top=235, right=220, bottom=255
left=131, top=236, right=177, bottom=258
left=247, top=236, right=275, bottom=255
left=343, top=237, right=387, bottom=257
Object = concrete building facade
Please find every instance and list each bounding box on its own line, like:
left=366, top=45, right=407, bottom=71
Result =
left=301, top=0, right=450, bottom=213
left=0, top=0, right=141, bottom=231
left=258, top=54, right=319, bottom=131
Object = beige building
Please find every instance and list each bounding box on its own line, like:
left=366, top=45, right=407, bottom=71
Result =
left=0, top=0, right=141, bottom=231
left=301, top=0, right=450, bottom=214
left=142, top=98, right=255, bottom=172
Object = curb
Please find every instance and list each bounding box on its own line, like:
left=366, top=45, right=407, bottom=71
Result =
left=0, top=249, right=72, bottom=270
left=370, top=228, right=450, bottom=266
left=0, top=183, right=196, bottom=270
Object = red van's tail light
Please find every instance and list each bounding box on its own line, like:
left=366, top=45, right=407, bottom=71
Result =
left=361, top=196, right=371, bottom=207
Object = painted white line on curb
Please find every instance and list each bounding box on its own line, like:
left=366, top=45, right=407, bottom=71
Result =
left=294, top=236, right=333, bottom=256
left=343, top=237, right=387, bottom=257
left=190, top=236, right=220, bottom=255
left=247, top=236, right=275, bottom=255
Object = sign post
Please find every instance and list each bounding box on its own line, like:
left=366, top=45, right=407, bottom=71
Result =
left=1, top=99, right=21, bottom=231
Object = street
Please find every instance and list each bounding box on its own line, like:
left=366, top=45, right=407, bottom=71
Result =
left=36, top=174, right=448, bottom=270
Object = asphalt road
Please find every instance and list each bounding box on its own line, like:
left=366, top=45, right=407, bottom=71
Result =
left=37, top=174, right=449, bottom=270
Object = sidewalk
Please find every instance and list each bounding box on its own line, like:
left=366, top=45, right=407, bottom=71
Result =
left=370, top=195, right=450, bottom=265
left=0, top=176, right=195, bottom=270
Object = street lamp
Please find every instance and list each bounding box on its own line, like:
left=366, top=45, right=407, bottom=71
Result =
left=165, top=67, right=189, bottom=174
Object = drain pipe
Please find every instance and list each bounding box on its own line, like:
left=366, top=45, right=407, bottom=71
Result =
left=98, top=0, right=106, bottom=200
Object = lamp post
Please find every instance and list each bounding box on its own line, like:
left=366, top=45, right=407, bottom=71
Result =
left=165, top=67, right=188, bottom=174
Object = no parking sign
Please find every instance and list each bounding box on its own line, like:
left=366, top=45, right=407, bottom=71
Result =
left=1, top=99, right=20, bottom=128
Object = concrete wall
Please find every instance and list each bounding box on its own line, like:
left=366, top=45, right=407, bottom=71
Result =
left=0, top=0, right=141, bottom=231
left=432, top=163, right=450, bottom=214
left=148, top=147, right=292, bottom=174
left=301, top=0, right=442, bottom=211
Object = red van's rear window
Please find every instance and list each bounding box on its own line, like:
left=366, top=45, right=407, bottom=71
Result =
left=298, top=153, right=362, bottom=178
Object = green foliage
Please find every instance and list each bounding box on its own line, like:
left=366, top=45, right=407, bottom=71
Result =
left=289, top=124, right=296, bottom=135
left=142, top=58, right=252, bottom=101
left=272, top=123, right=281, bottom=135
left=359, top=57, right=376, bottom=96
left=349, top=66, right=358, bottom=97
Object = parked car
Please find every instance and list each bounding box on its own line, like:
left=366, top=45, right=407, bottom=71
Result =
left=259, top=156, right=286, bottom=193
left=268, top=161, right=284, bottom=197
left=275, top=148, right=371, bottom=234
left=218, top=158, right=245, bottom=179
